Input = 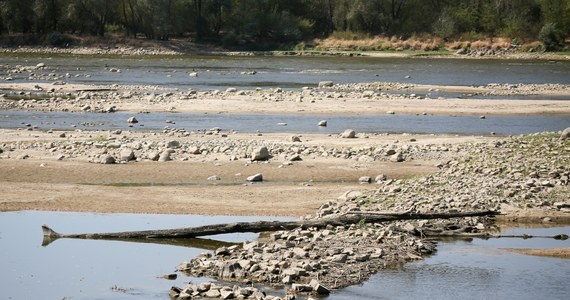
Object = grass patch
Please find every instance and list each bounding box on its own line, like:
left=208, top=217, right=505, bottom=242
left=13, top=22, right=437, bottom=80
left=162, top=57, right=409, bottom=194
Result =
left=89, top=136, right=109, bottom=143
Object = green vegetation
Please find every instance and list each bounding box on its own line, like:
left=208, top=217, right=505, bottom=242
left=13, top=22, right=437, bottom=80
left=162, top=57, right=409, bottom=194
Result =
left=89, top=136, right=108, bottom=143
left=0, top=0, right=568, bottom=51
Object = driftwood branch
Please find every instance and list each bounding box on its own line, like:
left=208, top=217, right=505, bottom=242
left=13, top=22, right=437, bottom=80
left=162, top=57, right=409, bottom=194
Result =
left=418, top=229, right=569, bottom=240
left=42, top=210, right=500, bottom=245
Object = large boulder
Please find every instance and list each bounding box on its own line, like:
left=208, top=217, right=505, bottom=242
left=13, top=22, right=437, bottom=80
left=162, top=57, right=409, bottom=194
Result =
left=158, top=150, right=174, bottom=162
left=341, top=129, right=356, bottom=138
left=251, top=146, right=270, bottom=161
left=100, top=155, right=116, bottom=164
left=247, top=173, right=263, bottom=182
left=119, top=148, right=135, bottom=162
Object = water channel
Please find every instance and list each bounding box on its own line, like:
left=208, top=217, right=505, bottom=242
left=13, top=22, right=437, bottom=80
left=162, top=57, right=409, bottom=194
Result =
left=1, top=110, right=569, bottom=136
left=3, top=54, right=570, bottom=90
left=1, top=211, right=569, bottom=300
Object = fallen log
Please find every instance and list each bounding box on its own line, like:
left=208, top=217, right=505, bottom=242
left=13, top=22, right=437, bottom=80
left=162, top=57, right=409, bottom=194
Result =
left=42, top=210, right=500, bottom=244
left=418, top=229, right=569, bottom=240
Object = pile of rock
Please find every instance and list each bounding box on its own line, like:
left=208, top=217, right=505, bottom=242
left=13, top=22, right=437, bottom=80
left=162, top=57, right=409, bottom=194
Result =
left=177, top=222, right=434, bottom=294
left=0, top=129, right=465, bottom=166
left=169, top=282, right=276, bottom=300
left=172, top=132, right=568, bottom=299
left=314, top=132, right=570, bottom=220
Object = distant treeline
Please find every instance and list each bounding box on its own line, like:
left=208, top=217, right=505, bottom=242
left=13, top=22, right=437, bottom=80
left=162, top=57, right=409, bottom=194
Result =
left=0, top=0, right=568, bottom=49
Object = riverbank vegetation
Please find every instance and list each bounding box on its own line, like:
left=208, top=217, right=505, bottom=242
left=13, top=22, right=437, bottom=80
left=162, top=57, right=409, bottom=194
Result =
left=0, top=0, right=568, bottom=53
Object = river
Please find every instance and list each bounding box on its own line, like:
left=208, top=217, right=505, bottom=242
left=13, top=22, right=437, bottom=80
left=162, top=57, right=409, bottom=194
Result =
left=1, top=211, right=569, bottom=300
left=2, top=54, right=570, bottom=90
left=1, top=54, right=569, bottom=300
left=1, top=110, right=569, bottom=136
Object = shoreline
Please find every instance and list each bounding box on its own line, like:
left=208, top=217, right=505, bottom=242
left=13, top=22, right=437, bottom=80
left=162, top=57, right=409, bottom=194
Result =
left=1, top=48, right=569, bottom=298
left=1, top=44, right=569, bottom=61
left=1, top=81, right=569, bottom=117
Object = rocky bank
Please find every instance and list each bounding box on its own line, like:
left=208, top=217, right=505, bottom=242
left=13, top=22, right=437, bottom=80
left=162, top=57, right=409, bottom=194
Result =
left=168, top=131, right=569, bottom=299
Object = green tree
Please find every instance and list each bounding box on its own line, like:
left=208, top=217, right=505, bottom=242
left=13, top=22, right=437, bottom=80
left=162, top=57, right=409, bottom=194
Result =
left=0, top=0, right=35, bottom=33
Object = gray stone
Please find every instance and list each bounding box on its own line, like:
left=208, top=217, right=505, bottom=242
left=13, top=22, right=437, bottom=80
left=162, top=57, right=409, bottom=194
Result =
left=169, top=286, right=181, bottom=298
left=282, top=275, right=296, bottom=284
left=292, top=247, right=308, bottom=258
left=119, top=148, right=134, bottom=161
left=310, top=279, right=331, bottom=295
left=166, top=140, right=180, bottom=148
left=561, top=127, right=570, bottom=140
left=148, top=152, right=160, bottom=161
left=341, top=129, right=356, bottom=138
left=359, top=176, right=372, bottom=184
left=219, top=261, right=244, bottom=279
left=329, top=253, right=348, bottom=263
left=318, top=81, right=334, bottom=88
left=251, top=146, right=270, bottom=161
left=247, top=173, right=263, bottom=182
left=197, top=282, right=212, bottom=292
left=127, top=117, right=138, bottom=123
left=100, top=155, right=116, bottom=164
left=188, top=146, right=201, bottom=155
left=390, top=152, right=404, bottom=162
left=220, top=289, right=235, bottom=299
left=215, top=247, right=230, bottom=256
left=158, top=150, right=172, bottom=162
left=288, top=154, right=302, bottom=162
left=318, top=120, right=328, bottom=127
left=292, top=283, right=313, bottom=292
left=204, top=289, right=221, bottom=298
left=375, top=174, right=387, bottom=182
left=290, top=135, right=301, bottom=142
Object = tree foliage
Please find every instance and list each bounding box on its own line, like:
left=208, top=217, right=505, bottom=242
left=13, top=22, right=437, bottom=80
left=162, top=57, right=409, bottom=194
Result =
left=0, top=0, right=568, bottom=50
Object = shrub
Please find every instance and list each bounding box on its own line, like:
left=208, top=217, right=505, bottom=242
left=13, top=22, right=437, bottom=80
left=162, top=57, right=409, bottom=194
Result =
left=46, top=31, right=71, bottom=47
left=538, top=23, right=563, bottom=51
left=520, top=41, right=545, bottom=52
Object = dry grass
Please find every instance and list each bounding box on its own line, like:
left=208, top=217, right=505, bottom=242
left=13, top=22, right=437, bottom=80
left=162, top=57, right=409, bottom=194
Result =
left=315, top=33, right=515, bottom=52
left=315, top=33, right=445, bottom=51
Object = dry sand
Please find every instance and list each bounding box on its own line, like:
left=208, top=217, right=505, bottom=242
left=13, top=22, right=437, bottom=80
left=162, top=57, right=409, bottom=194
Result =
left=1, top=131, right=480, bottom=216
left=0, top=80, right=568, bottom=217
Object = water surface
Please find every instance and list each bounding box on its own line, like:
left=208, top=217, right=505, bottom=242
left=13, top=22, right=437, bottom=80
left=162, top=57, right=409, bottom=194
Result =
left=0, top=211, right=290, bottom=300
left=1, top=110, right=569, bottom=136
left=332, top=226, right=570, bottom=300
left=2, top=54, right=570, bottom=90
left=1, top=212, right=568, bottom=300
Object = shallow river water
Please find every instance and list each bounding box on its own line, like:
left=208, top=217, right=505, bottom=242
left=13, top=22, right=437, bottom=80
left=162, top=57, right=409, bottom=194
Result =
left=1, top=211, right=569, bottom=300
left=3, top=54, right=570, bottom=90
left=1, top=110, right=569, bottom=136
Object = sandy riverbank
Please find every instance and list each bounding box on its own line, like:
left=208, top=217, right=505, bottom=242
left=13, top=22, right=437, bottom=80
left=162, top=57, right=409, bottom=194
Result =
left=1, top=81, right=570, bottom=116
left=0, top=130, right=480, bottom=216
left=1, top=52, right=569, bottom=297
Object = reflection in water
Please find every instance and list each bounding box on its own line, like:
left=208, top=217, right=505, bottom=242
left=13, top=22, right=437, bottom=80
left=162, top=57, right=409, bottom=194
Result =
left=0, top=211, right=289, bottom=300
left=42, top=234, right=236, bottom=250
left=1, top=212, right=569, bottom=300
left=332, top=227, right=570, bottom=300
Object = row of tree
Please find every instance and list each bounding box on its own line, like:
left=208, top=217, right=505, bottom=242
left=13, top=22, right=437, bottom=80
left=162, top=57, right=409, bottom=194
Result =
left=0, top=0, right=568, bottom=48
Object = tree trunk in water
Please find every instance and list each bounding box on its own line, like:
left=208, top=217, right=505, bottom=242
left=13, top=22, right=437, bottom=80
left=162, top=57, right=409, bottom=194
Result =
left=42, top=210, right=500, bottom=244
